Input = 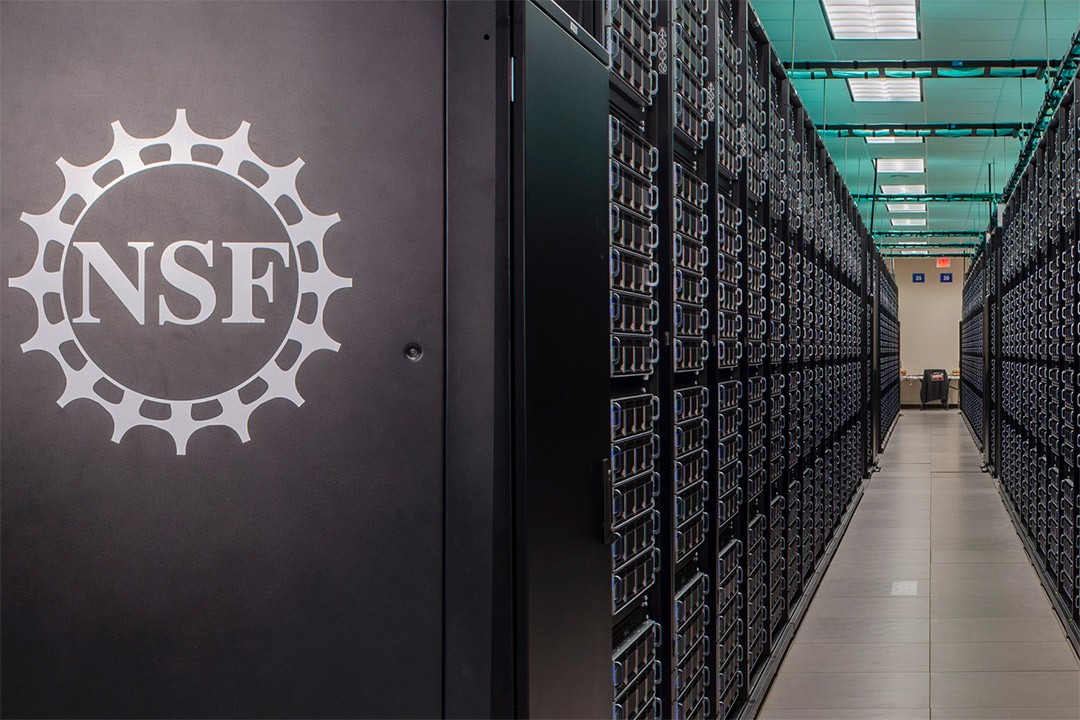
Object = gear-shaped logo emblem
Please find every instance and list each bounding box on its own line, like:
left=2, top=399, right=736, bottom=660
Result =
left=9, top=109, right=352, bottom=454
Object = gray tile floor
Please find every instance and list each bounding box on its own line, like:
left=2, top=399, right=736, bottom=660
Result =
left=759, top=410, right=1080, bottom=719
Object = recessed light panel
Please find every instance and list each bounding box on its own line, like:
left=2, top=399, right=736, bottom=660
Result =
left=822, top=0, right=919, bottom=40
left=848, top=78, right=922, bottom=102
left=887, top=203, right=927, bottom=213
left=881, top=184, right=926, bottom=194
left=875, top=158, right=925, bottom=173
left=866, top=136, right=924, bottom=144
left=891, top=218, right=927, bottom=227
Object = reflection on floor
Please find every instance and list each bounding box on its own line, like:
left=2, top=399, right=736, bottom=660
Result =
left=758, top=410, right=1080, bottom=719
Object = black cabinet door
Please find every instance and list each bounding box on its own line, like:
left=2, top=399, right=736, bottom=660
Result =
left=1, top=2, right=444, bottom=716
left=513, top=3, right=611, bottom=717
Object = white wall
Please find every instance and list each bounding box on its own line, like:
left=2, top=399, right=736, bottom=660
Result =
left=890, top=257, right=966, bottom=405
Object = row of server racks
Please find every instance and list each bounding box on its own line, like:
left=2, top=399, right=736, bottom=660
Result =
left=532, top=0, right=901, bottom=716
left=876, top=257, right=901, bottom=450
left=960, top=75, right=1080, bottom=651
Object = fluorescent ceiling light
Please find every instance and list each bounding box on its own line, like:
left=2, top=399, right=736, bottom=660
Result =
left=881, top=184, right=926, bottom=194
left=887, top=203, right=926, bottom=212
left=866, top=136, right=924, bottom=144
left=822, top=0, right=919, bottom=40
left=891, top=218, right=926, bottom=226
left=848, top=78, right=922, bottom=102
left=901, top=249, right=929, bottom=255
left=875, top=158, right=925, bottom=173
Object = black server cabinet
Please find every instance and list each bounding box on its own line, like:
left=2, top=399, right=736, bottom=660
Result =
left=982, top=71, right=1080, bottom=651
left=987, top=230, right=1003, bottom=478
left=960, top=248, right=988, bottom=458
left=874, top=254, right=901, bottom=452
left=864, top=235, right=879, bottom=471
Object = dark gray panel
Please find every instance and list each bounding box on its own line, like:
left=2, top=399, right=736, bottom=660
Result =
left=1, top=2, right=444, bottom=717
left=444, top=1, right=509, bottom=717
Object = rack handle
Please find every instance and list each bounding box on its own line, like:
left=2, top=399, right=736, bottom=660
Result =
left=647, top=185, right=659, bottom=210
left=606, top=26, right=619, bottom=63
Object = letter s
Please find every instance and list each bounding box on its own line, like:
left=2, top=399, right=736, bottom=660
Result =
left=158, top=240, right=216, bottom=325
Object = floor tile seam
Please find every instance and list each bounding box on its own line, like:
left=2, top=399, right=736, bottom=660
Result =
left=928, top=639, right=1071, bottom=643
left=930, top=627, right=1068, bottom=632
left=766, top=704, right=933, bottom=711
left=766, top=668, right=932, bottom=675
left=789, top=641, right=932, bottom=646
left=926, top=708, right=1080, bottom=714
left=767, top=670, right=930, bottom=675
left=772, top=669, right=1078, bottom=675
left=929, top=455, right=934, bottom=718
left=930, top=620, right=1066, bottom=626
left=799, top=634, right=933, bottom=639
left=927, top=669, right=1080, bottom=674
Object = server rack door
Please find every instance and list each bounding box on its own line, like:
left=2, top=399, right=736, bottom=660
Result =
left=512, top=2, right=611, bottom=717
left=1, top=2, right=445, bottom=716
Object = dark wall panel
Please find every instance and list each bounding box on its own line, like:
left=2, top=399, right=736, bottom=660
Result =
left=445, top=1, right=508, bottom=717
left=0, top=2, right=445, bottom=716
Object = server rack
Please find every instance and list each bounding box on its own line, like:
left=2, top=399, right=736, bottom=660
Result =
left=875, top=255, right=901, bottom=452
left=987, top=230, right=1002, bottom=477
left=960, top=250, right=987, bottom=454
left=864, top=230, right=879, bottom=471
left=962, top=72, right=1080, bottom=652
left=606, top=2, right=666, bottom=718
left=564, top=1, right=880, bottom=716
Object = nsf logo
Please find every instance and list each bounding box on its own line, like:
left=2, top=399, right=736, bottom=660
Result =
left=9, top=111, right=352, bottom=454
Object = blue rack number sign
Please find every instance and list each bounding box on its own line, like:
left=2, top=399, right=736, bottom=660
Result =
left=912, top=273, right=925, bottom=283
left=940, top=272, right=953, bottom=283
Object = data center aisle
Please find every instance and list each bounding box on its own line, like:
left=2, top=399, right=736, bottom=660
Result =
left=758, top=410, right=1080, bottom=719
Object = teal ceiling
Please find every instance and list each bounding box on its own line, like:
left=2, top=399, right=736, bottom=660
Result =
left=751, top=0, right=1080, bottom=245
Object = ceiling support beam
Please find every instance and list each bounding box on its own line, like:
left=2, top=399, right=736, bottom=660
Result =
left=786, top=59, right=1059, bottom=81
left=874, top=230, right=985, bottom=238
left=821, top=123, right=1031, bottom=138
left=876, top=242, right=982, bottom=248
left=854, top=193, right=997, bottom=203
left=880, top=252, right=976, bottom=257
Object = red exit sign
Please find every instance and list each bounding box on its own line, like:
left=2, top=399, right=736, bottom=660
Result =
left=937, top=257, right=951, bottom=268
